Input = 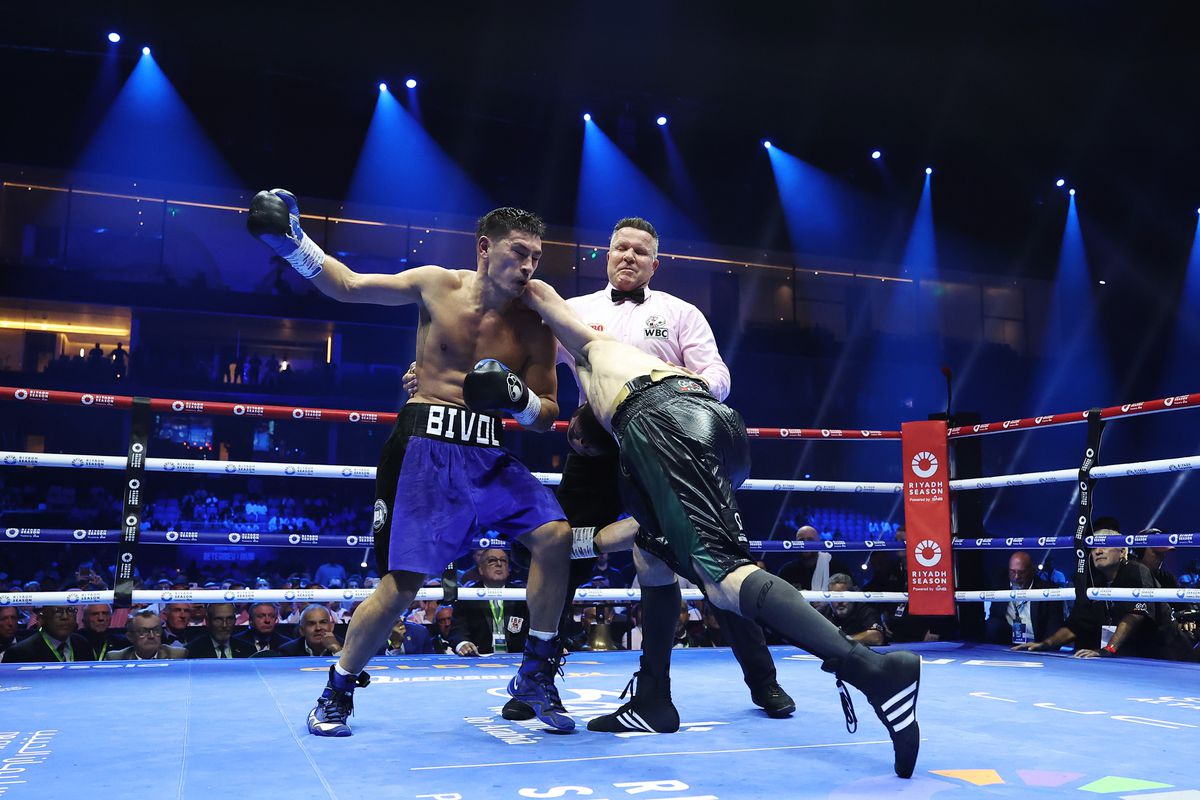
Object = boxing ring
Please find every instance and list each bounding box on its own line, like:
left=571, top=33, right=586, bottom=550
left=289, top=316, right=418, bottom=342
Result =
left=3, top=385, right=1200, bottom=799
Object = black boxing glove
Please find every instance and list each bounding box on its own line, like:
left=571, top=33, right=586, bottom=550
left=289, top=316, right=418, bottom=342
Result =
left=247, top=189, right=325, bottom=278
left=463, top=359, right=542, bottom=426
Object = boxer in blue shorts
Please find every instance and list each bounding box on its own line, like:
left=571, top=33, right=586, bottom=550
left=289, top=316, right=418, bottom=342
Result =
left=248, top=193, right=576, bottom=735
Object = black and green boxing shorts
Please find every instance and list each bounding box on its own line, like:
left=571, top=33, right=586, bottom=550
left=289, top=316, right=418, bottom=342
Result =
left=611, top=374, right=754, bottom=586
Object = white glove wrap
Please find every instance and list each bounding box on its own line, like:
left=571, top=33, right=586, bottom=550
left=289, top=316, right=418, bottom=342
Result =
left=512, top=391, right=542, bottom=427
left=571, top=527, right=597, bottom=560
left=284, top=234, right=326, bottom=279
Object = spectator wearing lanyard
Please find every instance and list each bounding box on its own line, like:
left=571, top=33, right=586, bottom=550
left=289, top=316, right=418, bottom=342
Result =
left=450, top=549, right=529, bottom=656
left=1014, top=544, right=1192, bottom=660
left=1, top=606, right=92, bottom=663
left=985, top=552, right=1065, bottom=646
left=78, top=604, right=125, bottom=661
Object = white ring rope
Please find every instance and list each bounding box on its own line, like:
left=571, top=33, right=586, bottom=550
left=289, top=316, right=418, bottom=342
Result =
left=4, top=451, right=1199, bottom=493
left=3, top=586, right=1197, bottom=608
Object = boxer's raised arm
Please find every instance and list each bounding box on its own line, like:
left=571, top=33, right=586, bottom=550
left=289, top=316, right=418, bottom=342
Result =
left=248, top=188, right=436, bottom=306
left=523, top=280, right=609, bottom=364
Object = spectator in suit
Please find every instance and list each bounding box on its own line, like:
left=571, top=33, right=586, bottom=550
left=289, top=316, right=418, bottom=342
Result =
left=279, top=605, right=343, bottom=657
left=78, top=604, right=124, bottom=661
left=187, top=604, right=255, bottom=659
left=0, top=606, right=24, bottom=658
left=381, top=618, right=434, bottom=655
left=163, top=602, right=194, bottom=645
left=107, top=610, right=188, bottom=660
left=430, top=605, right=454, bottom=654
left=450, top=549, right=529, bottom=656
left=233, top=603, right=290, bottom=654
left=985, top=552, right=1065, bottom=646
left=1, top=606, right=92, bottom=663
left=821, top=573, right=887, bottom=646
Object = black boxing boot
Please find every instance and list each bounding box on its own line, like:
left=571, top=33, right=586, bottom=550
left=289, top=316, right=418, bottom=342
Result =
left=735, top=568, right=919, bottom=777
left=823, top=643, right=921, bottom=779
left=587, top=656, right=680, bottom=733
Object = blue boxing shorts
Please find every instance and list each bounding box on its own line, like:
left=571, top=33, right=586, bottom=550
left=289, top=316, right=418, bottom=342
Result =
left=371, top=403, right=565, bottom=575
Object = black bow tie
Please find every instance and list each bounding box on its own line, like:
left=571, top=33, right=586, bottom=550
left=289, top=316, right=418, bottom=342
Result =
left=611, top=287, right=646, bottom=305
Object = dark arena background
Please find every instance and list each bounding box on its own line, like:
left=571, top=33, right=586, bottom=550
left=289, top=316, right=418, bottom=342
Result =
left=1, top=4, right=1199, bottom=799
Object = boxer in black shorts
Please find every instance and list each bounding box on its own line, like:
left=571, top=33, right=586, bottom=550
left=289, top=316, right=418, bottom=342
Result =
left=513, top=279, right=923, bottom=779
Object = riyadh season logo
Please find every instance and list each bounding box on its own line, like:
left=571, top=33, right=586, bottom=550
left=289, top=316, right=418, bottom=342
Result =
left=911, top=451, right=939, bottom=479
left=914, top=539, right=943, bottom=568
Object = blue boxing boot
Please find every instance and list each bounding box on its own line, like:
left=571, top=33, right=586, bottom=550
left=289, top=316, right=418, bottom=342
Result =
left=507, top=635, right=575, bottom=732
left=308, top=665, right=370, bottom=737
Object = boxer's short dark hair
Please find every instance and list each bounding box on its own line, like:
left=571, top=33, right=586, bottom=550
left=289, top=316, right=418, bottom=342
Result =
left=476, top=207, right=546, bottom=241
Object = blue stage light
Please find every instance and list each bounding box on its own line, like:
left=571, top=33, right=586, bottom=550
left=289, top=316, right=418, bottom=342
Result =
left=871, top=150, right=881, bottom=160
left=378, top=82, right=388, bottom=92
left=405, top=78, right=417, bottom=89
left=582, top=112, right=592, bottom=122
left=141, top=46, right=150, bottom=56
left=656, top=116, right=667, bottom=126
left=1069, top=188, right=1076, bottom=196
left=925, top=167, right=933, bottom=175
left=108, top=32, right=121, bottom=44
left=1055, top=178, right=1065, bottom=187
left=763, top=140, right=773, bottom=149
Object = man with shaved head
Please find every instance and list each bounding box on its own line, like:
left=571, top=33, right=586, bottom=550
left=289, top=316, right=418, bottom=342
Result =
left=1013, top=541, right=1190, bottom=660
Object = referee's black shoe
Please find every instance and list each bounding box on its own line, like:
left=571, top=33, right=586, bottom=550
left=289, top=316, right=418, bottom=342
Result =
left=749, top=681, right=796, bottom=718
left=501, top=698, right=534, bottom=720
